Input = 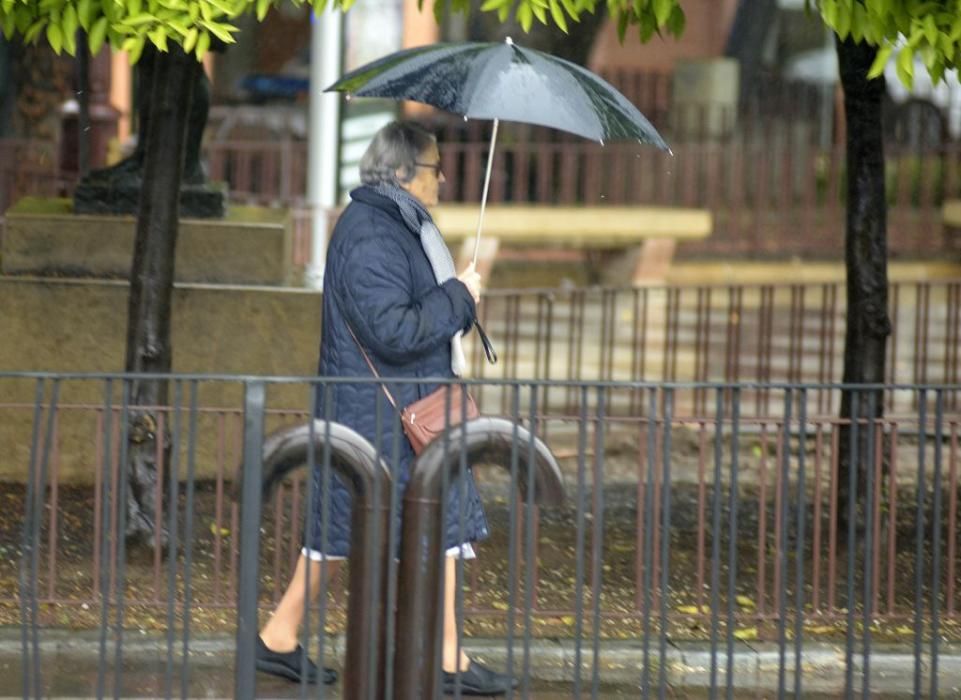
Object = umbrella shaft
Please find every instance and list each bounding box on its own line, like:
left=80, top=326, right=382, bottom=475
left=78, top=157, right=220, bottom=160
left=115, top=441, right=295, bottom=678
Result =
left=472, top=118, right=499, bottom=267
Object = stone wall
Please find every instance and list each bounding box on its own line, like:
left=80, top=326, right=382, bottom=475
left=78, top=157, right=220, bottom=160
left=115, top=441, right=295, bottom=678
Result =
left=0, top=276, right=322, bottom=483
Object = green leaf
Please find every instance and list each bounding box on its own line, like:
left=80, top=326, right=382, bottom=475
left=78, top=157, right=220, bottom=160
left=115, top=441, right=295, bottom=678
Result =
left=896, top=45, right=914, bottom=88
left=821, top=0, right=838, bottom=28
left=123, top=12, right=157, bottom=25
left=923, top=14, right=938, bottom=46
left=849, top=1, right=864, bottom=42
left=46, top=22, right=62, bottom=53
left=183, top=25, right=197, bottom=51
left=516, top=0, right=533, bottom=30
left=929, top=58, right=945, bottom=84
left=166, top=19, right=189, bottom=36
left=835, top=1, right=851, bottom=38
left=201, top=19, right=236, bottom=43
left=89, top=15, right=108, bottom=53
left=126, top=36, right=145, bottom=64
left=639, top=8, right=656, bottom=41
left=548, top=0, right=568, bottom=32
left=496, top=3, right=510, bottom=22
left=256, top=0, right=270, bottom=20
left=195, top=28, right=210, bottom=59
left=616, top=8, right=628, bottom=42
left=129, top=0, right=142, bottom=16
left=531, top=2, right=547, bottom=23
left=62, top=4, right=78, bottom=36
left=2, top=13, right=16, bottom=40
left=24, top=19, right=44, bottom=43
left=148, top=26, right=166, bottom=50
left=480, top=0, right=502, bottom=10
left=77, top=0, right=92, bottom=29
left=0, top=0, right=13, bottom=15
left=63, top=24, right=76, bottom=54
left=666, top=5, right=684, bottom=37
left=867, top=43, right=893, bottom=80
left=652, top=0, right=672, bottom=27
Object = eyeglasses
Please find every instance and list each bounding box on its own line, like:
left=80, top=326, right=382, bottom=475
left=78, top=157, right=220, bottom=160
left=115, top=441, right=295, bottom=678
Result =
left=414, top=161, right=443, bottom=177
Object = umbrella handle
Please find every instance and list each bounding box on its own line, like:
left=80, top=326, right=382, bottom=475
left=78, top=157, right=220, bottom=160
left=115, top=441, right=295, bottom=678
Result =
left=472, top=118, right=499, bottom=267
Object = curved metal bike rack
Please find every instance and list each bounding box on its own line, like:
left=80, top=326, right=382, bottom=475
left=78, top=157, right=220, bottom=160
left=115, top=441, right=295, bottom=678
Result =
left=244, top=419, right=393, bottom=700
left=393, top=417, right=566, bottom=700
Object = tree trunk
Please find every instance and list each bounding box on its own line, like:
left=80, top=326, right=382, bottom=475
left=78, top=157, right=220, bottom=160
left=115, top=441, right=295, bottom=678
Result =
left=124, top=44, right=199, bottom=549
left=835, top=36, right=890, bottom=522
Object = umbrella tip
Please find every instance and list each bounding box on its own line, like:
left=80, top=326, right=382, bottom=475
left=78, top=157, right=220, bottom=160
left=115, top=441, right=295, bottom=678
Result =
left=505, top=36, right=514, bottom=45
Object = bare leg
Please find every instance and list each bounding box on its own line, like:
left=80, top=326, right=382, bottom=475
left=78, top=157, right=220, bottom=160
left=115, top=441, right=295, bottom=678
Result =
left=260, top=554, right=341, bottom=652
left=442, top=555, right=471, bottom=673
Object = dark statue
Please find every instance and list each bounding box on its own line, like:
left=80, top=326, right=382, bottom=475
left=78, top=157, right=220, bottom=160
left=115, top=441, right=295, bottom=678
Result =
left=73, top=44, right=226, bottom=218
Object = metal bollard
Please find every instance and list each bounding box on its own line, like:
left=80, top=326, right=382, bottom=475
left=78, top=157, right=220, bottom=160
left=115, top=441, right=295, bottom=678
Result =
left=239, top=419, right=393, bottom=700
left=394, top=417, right=565, bottom=700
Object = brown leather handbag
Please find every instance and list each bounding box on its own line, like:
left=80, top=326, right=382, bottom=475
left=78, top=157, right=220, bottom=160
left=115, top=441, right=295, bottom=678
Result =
left=344, top=322, right=482, bottom=455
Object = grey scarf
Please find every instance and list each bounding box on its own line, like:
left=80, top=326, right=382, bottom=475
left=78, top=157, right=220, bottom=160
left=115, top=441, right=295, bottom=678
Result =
left=372, top=183, right=467, bottom=376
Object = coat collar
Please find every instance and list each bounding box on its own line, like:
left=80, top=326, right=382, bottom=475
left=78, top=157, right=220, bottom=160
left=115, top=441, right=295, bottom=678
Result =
left=349, top=185, right=405, bottom=223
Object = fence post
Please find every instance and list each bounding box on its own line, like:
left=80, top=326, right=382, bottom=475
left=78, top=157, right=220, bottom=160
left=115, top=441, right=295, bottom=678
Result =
left=234, top=381, right=265, bottom=700
left=394, top=417, right=565, bottom=700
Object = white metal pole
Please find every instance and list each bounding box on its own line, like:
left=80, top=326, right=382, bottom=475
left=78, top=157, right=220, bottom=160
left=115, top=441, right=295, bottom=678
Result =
left=471, top=117, right=499, bottom=266
left=305, top=7, right=343, bottom=290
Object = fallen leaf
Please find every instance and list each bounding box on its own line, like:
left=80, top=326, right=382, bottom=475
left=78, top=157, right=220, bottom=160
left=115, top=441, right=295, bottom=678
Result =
left=734, top=626, right=758, bottom=641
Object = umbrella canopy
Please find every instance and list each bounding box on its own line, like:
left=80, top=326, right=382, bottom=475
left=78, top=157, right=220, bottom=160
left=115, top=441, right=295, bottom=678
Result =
left=326, top=40, right=668, bottom=149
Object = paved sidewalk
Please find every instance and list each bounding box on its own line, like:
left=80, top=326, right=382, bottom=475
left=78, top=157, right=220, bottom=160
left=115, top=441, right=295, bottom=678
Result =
left=4, top=629, right=959, bottom=697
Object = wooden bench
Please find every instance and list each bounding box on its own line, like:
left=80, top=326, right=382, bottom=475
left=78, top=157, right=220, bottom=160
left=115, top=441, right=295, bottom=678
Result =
left=433, top=204, right=713, bottom=285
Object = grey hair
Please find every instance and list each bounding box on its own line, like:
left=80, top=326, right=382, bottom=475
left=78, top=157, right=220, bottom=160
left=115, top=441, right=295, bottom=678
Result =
left=359, top=120, right=437, bottom=186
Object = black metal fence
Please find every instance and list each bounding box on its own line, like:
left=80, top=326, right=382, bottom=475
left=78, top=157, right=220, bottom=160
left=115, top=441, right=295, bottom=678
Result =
left=6, top=372, right=961, bottom=698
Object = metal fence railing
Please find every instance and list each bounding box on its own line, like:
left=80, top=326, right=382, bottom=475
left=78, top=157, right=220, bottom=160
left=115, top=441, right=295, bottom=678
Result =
left=5, top=373, right=961, bottom=697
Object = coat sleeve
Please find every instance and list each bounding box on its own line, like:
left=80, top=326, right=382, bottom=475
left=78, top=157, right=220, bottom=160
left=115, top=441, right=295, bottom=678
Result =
left=337, top=232, right=477, bottom=365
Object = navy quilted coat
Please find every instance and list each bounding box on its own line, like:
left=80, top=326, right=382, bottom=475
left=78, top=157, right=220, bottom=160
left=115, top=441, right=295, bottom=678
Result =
left=307, top=185, right=490, bottom=557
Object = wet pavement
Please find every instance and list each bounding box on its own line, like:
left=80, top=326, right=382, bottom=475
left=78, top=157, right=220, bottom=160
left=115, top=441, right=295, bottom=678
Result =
left=0, top=651, right=933, bottom=699
left=1, top=653, right=642, bottom=698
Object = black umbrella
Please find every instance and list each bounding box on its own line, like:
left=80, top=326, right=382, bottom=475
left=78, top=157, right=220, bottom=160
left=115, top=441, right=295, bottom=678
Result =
left=326, top=38, right=670, bottom=264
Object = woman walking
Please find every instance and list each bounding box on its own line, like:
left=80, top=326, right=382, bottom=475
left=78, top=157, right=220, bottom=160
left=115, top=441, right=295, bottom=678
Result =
left=255, top=120, right=516, bottom=696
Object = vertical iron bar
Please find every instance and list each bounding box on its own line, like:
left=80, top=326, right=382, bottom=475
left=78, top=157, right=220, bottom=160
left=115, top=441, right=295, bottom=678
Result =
left=30, top=379, right=59, bottom=696
left=862, top=392, right=877, bottom=699
left=726, top=387, right=741, bottom=700
left=371, top=384, right=386, bottom=700
left=96, top=379, right=115, bottom=700
left=709, top=389, right=725, bottom=692
left=641, top=388, right=657, bottom=698
left=19, top=379, right=46, bottom=700
left=180, top=382, right=200, bottom=699
left=913, top=390, right=927, bottom=698
left=163, top=382, right=183, bottom=698
left=794, top=389, right=808, bottom=698
left=385, top=391, right=404, bottom=700
left=844, top=392, right=861, bottom=699
left=316, top=386, right=335, bottom=700
left=657, top=388, right=673, bottom=700
left=776, top=390, right=793, bottom=699
left=930, top=390, right=944, bottom=699
left=504, top=384, right=522, bottom=699
left=234, top=381, right=266, bottom=700
left=524, top=385, right=541, bottom=696
left=572, top=386, right=588, bottom=698
left=113, top=381, right=131, bottom=699
left=590, top=387, right=606, bottom=698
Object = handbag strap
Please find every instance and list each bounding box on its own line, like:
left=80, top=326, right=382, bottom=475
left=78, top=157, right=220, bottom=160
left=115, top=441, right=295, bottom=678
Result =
left=341, top=319, right=402, bottom=413
left=332, top=287, right=494, bottom=413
